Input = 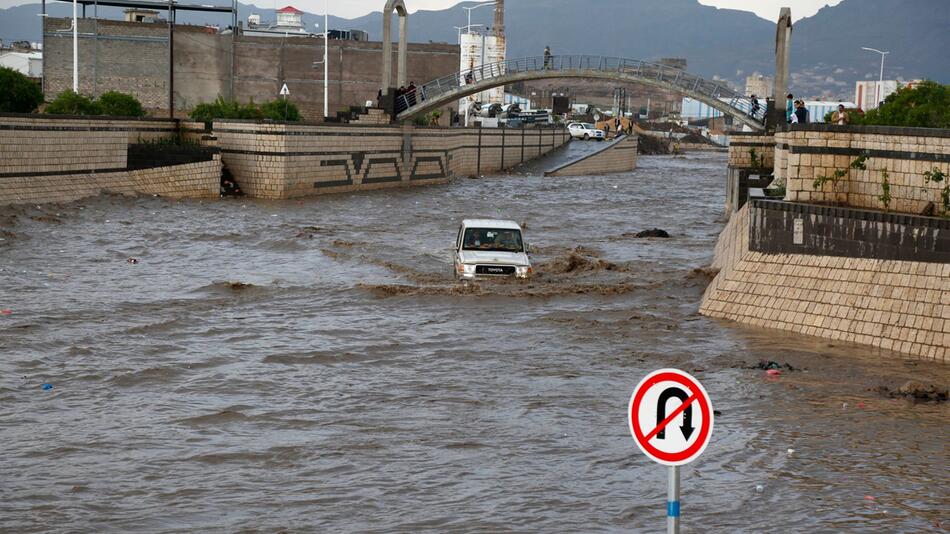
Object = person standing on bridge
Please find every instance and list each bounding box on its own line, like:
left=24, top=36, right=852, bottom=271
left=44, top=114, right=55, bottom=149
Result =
left=831, top=104, right=849, bottom=125
left=786, top=94, right=795, bottom=123
left=750, top=94, right=760, bottom=118
left=543, top=46, right=552, bottom=69
left=794, top=100, right=809, bottom=124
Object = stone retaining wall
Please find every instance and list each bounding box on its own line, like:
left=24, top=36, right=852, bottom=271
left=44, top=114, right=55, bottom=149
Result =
left=0, top=114, right=220, bottom=206
left=778, top=124, right=950, bottom=214
left=728, top=132, right=774, bottom=170
left=544, top=135, right=638, bottom=177
left=701, top=203, right=949, bottom=362
left=214, top=122, right=571, bottom=199
left=0, top=157, right=221, bottom=205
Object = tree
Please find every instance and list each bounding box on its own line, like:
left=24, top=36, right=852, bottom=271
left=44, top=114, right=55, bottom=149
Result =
left=96, top=91, right=145, bottom=117
left=0, top=66, right=43, bottom=113
left=855, top=81, right=950, bottom=129
left=45, top=90, right=102, bottom=115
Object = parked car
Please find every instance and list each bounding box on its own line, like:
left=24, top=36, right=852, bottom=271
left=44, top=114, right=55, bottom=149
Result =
left=568, top=122, right=605, bottom=141
left=454, top=219, right=532, bottom=280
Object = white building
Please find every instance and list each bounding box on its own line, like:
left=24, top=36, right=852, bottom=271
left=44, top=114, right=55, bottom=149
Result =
left=459, top=29, right=506, bottom=118
left=744, top=74, right=773, bottom=98
left=242, top=6, right=314, bottom=37
left=0, top=49, right=42, bottom=78
left=854, top=80, right=899, bottom=111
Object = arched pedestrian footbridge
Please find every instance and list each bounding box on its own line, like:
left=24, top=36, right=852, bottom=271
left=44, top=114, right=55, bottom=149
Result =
left=396, top=55, right=767, bottom=131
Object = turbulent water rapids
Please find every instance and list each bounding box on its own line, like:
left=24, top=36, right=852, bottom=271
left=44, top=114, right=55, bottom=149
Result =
left=1, top=152, right=947, bottom=532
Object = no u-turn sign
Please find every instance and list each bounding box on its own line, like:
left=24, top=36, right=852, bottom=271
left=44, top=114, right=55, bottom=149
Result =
left=628, top=369, right=714, bottom=466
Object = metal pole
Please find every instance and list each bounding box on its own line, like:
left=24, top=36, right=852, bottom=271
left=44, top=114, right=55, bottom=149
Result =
left=323, top=0, right=328, bottom=118
left=878, top=53, right=885, bottom=105
left=667, top=465, right=680, bottom=534
left=168, top=0, right=174, bottom=118
left=72, top=0, right=78, bottom=91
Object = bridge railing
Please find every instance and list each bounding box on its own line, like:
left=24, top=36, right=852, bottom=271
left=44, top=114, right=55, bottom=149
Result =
left=394, top=55, right=767, bottom=124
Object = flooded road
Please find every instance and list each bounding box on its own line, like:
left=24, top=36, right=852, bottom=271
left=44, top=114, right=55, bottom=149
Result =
left=1, top=152, right=947, bottom=532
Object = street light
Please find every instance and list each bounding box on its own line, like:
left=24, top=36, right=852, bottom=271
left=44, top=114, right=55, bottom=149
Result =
left=453, top=23, right=484, bottom=43
left=861, top=46, right=889, bottom=107
left=72, top=0, right=78, bottom=91
left=462, top=2, right=495, bottom=34
left=323, top=0, right=328, bottom=118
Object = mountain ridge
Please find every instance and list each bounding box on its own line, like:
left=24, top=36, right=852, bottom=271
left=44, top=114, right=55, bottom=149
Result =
left=1, top=0, right=946, bottom=99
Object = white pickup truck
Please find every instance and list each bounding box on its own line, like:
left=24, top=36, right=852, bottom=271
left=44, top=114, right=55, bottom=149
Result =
left=453, top=219, right=532, bottom=280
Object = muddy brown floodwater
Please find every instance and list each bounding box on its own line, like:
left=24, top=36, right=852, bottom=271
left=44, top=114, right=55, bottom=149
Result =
left=1, top=152, right=947, bottom=533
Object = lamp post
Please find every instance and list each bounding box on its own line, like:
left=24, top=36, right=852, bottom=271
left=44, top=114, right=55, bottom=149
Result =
left=72, top=0, right=78, bottom=91
left=860, top=46, right=889, bottom=108
left=462, top=2, right=495, bottom=33
left=323, top=0, right=328, bottom=118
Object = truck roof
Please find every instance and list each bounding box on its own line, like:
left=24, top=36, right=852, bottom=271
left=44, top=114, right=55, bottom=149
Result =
left=461, top=219, right=522, bottom=230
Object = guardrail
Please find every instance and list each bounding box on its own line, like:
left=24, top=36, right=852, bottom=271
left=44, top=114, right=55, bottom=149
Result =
left=394, top=55, right=767, bottom=125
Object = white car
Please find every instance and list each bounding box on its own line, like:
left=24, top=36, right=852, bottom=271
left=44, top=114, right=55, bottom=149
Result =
left=568, top=122, right=605, bottom=141
left=454, top=219, right=532, bottom=280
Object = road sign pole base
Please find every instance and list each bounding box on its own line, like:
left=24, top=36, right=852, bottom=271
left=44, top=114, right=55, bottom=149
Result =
left=667, top=464, right=680, bottom=534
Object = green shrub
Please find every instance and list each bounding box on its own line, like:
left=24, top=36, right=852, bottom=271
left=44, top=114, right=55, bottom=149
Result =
left=854, top=81, right=950, bottom=128
left=0, top=66, right=43, bottom=113
left=45, top=90, right=102, bottom=115
left=96, top=90, right=145, bottom=117
left=189, top=96, right=303, bottom=123
left=260, top=99, right=300, bottom=121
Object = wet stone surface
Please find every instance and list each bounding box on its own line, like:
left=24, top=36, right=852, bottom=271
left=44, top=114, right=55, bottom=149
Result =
left=0, top=153, right=947, bottom=532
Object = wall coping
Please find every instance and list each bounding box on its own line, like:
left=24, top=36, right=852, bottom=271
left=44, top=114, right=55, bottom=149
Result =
left=729, top=131, right=774, bottom=138
left=0, top=112, right=177, bottom=122
left=781, top=123, right=950, bottom=139
left=544, top=135, right=634, bottom=176
left=751, top=199, right=950, bottom=230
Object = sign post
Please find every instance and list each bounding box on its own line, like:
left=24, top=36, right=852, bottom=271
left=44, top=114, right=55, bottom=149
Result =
left=628, top=369, right=714, bottom=533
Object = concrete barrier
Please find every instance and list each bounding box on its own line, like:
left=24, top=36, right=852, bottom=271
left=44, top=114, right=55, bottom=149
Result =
left=544, top=135, right=638, bottom=177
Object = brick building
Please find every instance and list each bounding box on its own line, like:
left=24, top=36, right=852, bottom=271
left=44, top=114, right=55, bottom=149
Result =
left=42, top=17, right=459, bottom=119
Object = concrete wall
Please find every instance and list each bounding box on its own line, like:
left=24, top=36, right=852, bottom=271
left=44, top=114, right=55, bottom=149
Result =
left=544, top=135, right=638, bottom=176
left=777, top=124, right=950, bottom=213
left=43, top=18, right=460, bottom=120
left=0, top=114, right=220, bottom=205
left=700, top=203, right=949, bottom=362
left=214, top=122, right=571, bottom=199
left=750, top=199, right=950, bottom=263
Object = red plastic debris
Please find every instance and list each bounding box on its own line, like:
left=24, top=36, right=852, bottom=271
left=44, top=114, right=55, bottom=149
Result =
left=856, top=402, right=866, bottom=408
left=765, top=369, right=781, bottom=376
left=864, top=495, right=875, bottom=501
left=0, top=310, right=11, bottom=315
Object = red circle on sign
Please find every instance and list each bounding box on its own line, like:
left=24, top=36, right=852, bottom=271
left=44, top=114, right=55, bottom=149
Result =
left=628, top=369, right=713, bottom=465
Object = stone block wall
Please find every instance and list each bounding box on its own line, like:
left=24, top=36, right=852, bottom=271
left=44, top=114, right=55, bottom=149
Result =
left=544, top=135, right=638, bottom=177
left=0, top=114, right=221, bottom=206
left=778, top=124, right=950, bottom=214
left=728, top=133, right=774, bottom=171
left=43, top=18, right=460, bottom=120
left=701, top=203, right=949, bottom=362
left=214, top=121, right=570, bottom=199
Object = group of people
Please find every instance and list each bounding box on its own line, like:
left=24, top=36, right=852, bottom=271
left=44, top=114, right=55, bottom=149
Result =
left=394, top=82, right=420, bottom=114
left=786, top=94, right=810, bottom=124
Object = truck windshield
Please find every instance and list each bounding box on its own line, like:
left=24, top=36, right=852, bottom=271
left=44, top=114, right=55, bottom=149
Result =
left=462, top=227, right=524, bottom=253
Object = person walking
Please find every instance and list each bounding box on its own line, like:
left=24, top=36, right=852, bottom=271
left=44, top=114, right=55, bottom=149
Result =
left=543, top=46, right=552, bottom=69
left=750, top=94, right=760, bottom=118
left=786, top=94, right=794, bottom=123
left=407, top=81, right=417, bottom=107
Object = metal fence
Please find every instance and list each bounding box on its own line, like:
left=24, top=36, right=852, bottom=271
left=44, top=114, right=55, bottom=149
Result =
left=394, top=55, right=767, bottom=124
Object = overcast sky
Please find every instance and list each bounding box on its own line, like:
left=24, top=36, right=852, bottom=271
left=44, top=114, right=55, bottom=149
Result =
left=0, top=0, right=844, bottom=20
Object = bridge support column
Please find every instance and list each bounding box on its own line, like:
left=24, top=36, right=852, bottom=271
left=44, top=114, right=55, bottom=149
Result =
left=382, top=0, right=408, bottom=94
left=771, top=7, right=792, bottom=129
